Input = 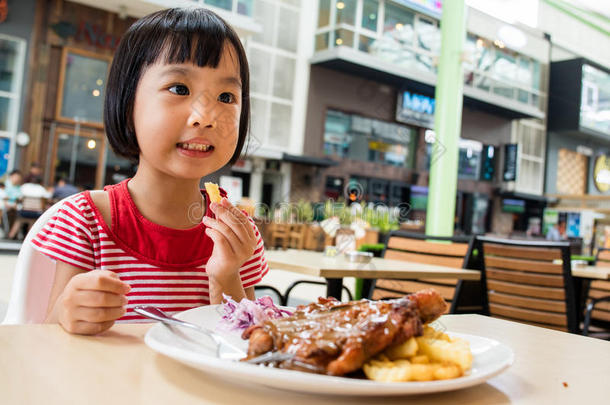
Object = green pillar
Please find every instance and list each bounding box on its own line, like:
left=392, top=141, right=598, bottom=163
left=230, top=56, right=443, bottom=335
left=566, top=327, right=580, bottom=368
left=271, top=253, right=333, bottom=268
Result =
left=425, top=0, right=467, bottom=237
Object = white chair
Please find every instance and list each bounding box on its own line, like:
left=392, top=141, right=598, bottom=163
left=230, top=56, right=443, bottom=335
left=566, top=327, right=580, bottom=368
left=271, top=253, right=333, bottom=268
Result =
left=2, top=197, right=70, bottom=324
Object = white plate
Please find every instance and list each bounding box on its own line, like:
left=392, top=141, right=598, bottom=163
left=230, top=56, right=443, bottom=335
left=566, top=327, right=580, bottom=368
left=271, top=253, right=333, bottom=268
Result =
left=144, top=305, right=514, bottom=396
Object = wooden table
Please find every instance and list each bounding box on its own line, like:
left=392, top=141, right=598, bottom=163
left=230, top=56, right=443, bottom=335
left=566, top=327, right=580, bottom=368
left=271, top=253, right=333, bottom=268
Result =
left=2, top=315, right=608, bottom=404
left=265, top=249, right=481, bottom=299
left=572, top=265, right=610, bottom=280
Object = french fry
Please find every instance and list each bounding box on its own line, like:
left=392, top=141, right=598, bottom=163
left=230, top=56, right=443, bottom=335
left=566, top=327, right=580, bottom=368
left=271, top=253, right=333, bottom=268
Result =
left=204, top=182, right=222, bottom=204
left=362, top=324, right=473, bottom=382
left=415, top=335, right=473, bottom=372
left=385, top=337, right=418, bottom=360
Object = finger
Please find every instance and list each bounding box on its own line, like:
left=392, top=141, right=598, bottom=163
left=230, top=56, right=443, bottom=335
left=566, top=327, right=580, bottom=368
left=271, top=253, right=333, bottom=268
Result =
left=64, top=320, right=116, bottom=335
left=212, top=199, right=255, bottom=243
left=203, top=216, right=243, bottom=248
left=74, top=305, right=126, bottom=323
left=72, top=270, right=131, bottom=294
left=205, top=228, right=235, bottom=256
left=73, top=290, right=128, bottom=308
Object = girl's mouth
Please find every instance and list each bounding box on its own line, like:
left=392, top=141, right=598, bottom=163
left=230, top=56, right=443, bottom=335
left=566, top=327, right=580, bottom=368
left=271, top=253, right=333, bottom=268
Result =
left=176, top=142, right=215, bottom=157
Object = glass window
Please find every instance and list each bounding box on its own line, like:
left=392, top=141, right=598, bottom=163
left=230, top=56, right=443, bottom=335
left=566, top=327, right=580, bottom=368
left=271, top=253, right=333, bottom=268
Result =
left=0, top=97, right=9, bottom=131
left=415, top=17, right=440, bottom=54
left=205, top=0, right=232, bottom=11
left=269, top=103, right=291, bottom=147
left=59, top=51, right=108, bottom=124
left=334, top=29, right=354, bottom=47
left=361, top=0, right=379, bottom=32
left=104, top=146, right=137, bottom=185
left=0, top=38, right=20, bottom=93
left=249, top=97, right=268, bottom=141
left=383, top=2, right=414, bottom=46
left=318, top=0, right=331, bottom=27
left=277, top=7, right=299, bottom=52
left=237, top=0, right=253, bottom=16
left=315, top=32, right=330, bottom=51
left=581, top=64, right=610, bottom=134
left=253, top=0, right=276, bottom=46
left=335, top=0, right=357, bottom=26
left=273, top=55, right=295, bottom=99
left=323, top=110, right=416, bottom=168
left=248, top=47, right=271, bottom=94
left=324, top=176, right=344, bottom=200
left=54, top=132, right=102, bottom=190
left=358, top=35, right=376, bottom=53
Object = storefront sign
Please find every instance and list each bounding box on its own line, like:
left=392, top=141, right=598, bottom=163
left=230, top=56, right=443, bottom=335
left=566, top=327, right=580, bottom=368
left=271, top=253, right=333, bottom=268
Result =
left=51, top=20, right=121, bottom=50
left=503, top=144, right=518, bottom=182
left=593, top=155, right=610, bottom=193
left=396, top=91, right=435, bottom=129
left=391, top=0, right=442, bottom=18
left=0, top=0, right=7, bottom=23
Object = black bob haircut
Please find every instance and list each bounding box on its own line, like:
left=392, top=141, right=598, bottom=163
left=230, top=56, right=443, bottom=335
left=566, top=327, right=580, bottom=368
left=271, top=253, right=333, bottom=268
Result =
left=104, top=8, right=250, bottom=165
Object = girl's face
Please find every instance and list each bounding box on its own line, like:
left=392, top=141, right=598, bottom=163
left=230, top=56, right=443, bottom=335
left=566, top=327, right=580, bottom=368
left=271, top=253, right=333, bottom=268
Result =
left=132, top=45, right=242, bottom=180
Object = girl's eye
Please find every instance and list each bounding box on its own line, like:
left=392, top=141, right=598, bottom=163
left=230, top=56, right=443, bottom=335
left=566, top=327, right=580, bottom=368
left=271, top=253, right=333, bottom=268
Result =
left=218, top=92, right=236, bottom=104
left=168, top=85, right=189, bottom=96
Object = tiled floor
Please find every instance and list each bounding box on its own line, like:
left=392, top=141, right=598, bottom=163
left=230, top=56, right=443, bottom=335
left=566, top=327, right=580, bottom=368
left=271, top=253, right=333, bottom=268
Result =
left=0, top=249, right=354, bottom=321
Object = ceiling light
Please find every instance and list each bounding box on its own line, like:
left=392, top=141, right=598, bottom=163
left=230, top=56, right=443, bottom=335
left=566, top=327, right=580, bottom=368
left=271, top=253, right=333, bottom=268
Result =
left=87, top=140, right=97, bottom=149
left=335, top=38, right=343, bottom=45
left=336, top=1, right=345, bottom=10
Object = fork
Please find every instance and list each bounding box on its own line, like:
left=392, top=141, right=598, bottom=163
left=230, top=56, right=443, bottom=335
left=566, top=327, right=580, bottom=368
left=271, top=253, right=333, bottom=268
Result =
left=134, top=305, right=246, bottom=360
left=135, top=305, right=295, bottom=364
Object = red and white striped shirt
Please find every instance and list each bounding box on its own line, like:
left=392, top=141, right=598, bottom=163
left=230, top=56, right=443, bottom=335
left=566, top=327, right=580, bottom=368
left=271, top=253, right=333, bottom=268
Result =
left=31, top=179, right=269, bottom=322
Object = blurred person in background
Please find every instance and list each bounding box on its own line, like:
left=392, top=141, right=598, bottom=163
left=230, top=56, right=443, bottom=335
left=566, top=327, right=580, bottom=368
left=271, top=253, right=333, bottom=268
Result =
left=7, top=175, right=52, bottom=239
left=546, top=219, right=566, bottom=241
left=4, top=169, right=23, bottom=204
left=24, top=163, right=43, bottom=184
left=52, top=177, right=79, bottom=200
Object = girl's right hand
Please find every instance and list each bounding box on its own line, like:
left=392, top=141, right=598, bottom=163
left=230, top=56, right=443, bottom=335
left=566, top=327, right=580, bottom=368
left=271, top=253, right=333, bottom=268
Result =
left=57, top=270, right=131, bottom=335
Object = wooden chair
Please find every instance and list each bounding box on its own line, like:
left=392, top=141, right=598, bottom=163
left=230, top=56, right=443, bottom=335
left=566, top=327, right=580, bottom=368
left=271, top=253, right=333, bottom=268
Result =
left=269, top=222, right=290, bottom=249
left=287, top=224, right=307, bottom=249
left=582, top=249, right=610, bottom=337
left=8, top=197, right=47, bottom=240
left=370, top=231, right=478, bottom=314
left=477, top=236, right=579, bottom=334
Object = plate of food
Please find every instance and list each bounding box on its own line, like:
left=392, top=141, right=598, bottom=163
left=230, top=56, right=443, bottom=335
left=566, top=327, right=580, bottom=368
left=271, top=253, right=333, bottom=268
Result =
left=143, top=290, right=514, bottom=395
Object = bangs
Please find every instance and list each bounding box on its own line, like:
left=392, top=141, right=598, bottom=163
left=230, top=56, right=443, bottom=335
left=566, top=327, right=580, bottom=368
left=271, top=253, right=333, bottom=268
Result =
left=133, top=8, right=234, bottom=69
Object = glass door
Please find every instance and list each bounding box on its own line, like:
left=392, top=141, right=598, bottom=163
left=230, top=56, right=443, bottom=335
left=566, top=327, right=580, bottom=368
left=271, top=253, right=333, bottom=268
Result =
left=52, top=128, right=105, bottom=190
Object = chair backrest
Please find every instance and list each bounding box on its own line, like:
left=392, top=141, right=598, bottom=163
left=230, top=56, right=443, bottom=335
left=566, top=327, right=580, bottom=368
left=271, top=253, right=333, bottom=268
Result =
left=21, top=196, right=46, bottom=212
left=477, top=236, right=578, bottom=333
left=588, top=249, right=610, bottom=326
left=372, top=231, right=475, bottom=314
left=2, top=197, right=70, bottom=324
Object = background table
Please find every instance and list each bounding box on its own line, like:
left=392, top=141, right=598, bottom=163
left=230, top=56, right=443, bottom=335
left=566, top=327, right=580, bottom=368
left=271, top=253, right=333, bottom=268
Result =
left=265, top=249, right=481, bottom=299
left=1, top=315, right=609, bottom=404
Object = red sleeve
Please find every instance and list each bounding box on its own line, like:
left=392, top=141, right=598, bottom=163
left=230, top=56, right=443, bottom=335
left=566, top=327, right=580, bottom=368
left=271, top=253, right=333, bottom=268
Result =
left=238, top=216, right=269, bottom=289
left=30, top=195, right=96, bottom=271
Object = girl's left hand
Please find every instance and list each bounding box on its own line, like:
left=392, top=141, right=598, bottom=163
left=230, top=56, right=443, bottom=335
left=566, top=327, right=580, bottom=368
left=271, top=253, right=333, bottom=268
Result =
left=203, top=198, right=257, bottom=283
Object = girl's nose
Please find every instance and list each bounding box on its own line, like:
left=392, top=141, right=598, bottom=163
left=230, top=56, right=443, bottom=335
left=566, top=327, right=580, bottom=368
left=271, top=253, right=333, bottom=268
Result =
left=187, top=109, right=216, bottom=129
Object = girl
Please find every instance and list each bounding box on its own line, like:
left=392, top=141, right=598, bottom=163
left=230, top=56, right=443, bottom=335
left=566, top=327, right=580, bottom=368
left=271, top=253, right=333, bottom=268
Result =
left=32, top=8, right=268, bottom=335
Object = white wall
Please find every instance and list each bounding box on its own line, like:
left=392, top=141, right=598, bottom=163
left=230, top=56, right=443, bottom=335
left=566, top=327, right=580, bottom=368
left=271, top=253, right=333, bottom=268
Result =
left=538, top=1, right=610, bottom=67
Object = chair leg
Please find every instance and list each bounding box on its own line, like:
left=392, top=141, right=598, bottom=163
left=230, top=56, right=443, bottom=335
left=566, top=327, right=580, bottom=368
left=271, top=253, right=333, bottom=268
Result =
left=283, top=280, right=353, bottom=306
left=582, top=296, right=610, bottom=336
left=8, top=218, right=22, bottom=239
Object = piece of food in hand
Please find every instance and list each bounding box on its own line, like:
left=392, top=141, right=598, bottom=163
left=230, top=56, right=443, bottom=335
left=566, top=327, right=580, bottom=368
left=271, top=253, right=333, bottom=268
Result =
left=204, top=182, right=222, bottom=203
left=242, top=289, right=447, bottom=376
